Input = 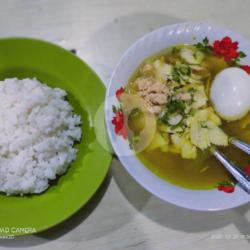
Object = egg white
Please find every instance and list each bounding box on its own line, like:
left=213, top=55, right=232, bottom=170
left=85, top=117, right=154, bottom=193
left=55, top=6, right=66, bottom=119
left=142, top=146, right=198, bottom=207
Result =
left=210, top=67, right=250, bottom=121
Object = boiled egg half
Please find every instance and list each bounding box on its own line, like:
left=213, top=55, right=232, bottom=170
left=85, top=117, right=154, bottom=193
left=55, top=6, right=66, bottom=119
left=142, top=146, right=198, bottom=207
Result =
left=210, top=67, right=250, bottom=121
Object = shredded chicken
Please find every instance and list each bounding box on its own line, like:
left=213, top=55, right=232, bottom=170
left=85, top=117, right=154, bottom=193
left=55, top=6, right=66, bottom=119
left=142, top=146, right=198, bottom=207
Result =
left=135, top=77, right=169, bottom=114
left=176, top=92, right=192, bottom=101
left=148, top=105, right=162, bottom=114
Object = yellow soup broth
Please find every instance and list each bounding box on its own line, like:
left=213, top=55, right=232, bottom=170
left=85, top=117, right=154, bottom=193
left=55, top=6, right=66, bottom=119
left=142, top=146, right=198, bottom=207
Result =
left=126, top=45, right=250, bottom=189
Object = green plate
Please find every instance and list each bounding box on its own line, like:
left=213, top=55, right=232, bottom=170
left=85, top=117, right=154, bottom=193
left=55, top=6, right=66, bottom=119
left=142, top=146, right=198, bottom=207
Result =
left=0, top=38, right=112, bottom=236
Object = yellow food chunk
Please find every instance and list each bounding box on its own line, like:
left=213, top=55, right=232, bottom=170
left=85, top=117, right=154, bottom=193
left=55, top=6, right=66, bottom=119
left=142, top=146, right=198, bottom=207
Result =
left=207, top=107, right=221, bottom=125
left=195, top=107, right=221, bottom=125
left=192, top=85, right=208, bottom=109
left=196, top=108, right=209, bottom=122
left=159, top=123, right=183, bottom=134
left=171, top=134, right=197, bottom=159
left=140, top=63, right=154, bottom=76
left=208, top=127, right=228, bottom=146
left=206, top=121, right=228, bottom=146
left=171, top=134, right=182, bottom=148
left=168, top=144, right=181, bottom=154
left=181, top=139, right=197, bottom=159
left=180, top=48, right=204, bottom=64
left=147, top=132, right=169, bottom=151
left=153, top=60, right=172, bottom=81
left=190, top=118, right=210, bottom=150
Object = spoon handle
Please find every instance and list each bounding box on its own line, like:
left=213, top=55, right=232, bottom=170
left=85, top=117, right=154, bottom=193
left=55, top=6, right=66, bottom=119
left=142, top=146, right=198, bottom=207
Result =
left=231, top=138, right=250, bottom=155
left=213, top=150, right=250, bottom=195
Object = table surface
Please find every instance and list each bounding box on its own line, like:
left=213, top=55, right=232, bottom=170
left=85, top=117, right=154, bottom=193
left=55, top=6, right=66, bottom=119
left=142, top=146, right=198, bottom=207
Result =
left=0, top=0, right=250, bottom=249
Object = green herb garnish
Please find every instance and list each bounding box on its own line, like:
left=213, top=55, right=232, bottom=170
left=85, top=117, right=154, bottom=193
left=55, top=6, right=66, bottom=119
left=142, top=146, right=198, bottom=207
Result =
left=195, top=37, right=212, bottom=53
left=179, top=64, right=191, bottom=75
left=160, top=99, right=186, bottom=125
left=172, top=67, right=181, bottom=83
left=167, top=99, right=186, bottom=114
left=112, top=105, right=118, bottom=113
left=239, top=51, right=246, bottom=58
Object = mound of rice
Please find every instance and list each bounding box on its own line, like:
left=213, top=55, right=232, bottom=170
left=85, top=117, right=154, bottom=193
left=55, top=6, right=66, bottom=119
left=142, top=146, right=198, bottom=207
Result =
left=0, top=78, right=82, bottom=195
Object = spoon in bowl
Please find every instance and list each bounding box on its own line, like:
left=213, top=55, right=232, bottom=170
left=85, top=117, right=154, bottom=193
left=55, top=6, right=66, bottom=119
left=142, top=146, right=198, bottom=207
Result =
left=231, top=138, right=250, bottom=155
left=212, top=139, right=250, bottom=195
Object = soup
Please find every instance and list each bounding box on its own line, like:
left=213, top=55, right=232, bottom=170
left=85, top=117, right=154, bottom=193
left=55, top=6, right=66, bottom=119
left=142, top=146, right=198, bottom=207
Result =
left=115, top=44, right=250, bottom=190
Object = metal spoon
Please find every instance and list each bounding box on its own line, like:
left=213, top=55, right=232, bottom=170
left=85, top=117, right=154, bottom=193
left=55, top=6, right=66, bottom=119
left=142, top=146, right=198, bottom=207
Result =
left=212, top=145, right=250, bottom=195
left=230, top=138, right=250, bottom=155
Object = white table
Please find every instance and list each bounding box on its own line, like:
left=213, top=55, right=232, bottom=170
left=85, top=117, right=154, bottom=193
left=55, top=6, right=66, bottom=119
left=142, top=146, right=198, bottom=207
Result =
left=0, top=1, right=249, bottom=249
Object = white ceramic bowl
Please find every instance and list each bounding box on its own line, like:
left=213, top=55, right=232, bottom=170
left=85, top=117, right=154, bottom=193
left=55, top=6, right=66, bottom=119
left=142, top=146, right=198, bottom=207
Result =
left=105, top=22, right=250, bottom=211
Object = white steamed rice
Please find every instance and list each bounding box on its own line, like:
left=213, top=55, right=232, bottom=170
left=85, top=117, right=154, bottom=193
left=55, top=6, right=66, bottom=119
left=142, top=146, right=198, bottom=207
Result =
left=0, top=78, right=82, bottom=195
